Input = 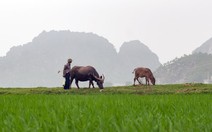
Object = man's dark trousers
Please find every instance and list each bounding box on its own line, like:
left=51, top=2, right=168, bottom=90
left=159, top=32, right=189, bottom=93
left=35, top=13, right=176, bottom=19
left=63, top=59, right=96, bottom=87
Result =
left=64, top=73, right=70, bottom=89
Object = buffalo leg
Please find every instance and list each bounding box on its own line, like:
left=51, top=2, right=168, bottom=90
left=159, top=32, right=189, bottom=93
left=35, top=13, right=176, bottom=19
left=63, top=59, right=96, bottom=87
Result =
left=88, top=80, right=95, bottom=88
left=147, top=79, right=150, bottom=85
left=75, top=80, right=80, bottom=89
left=69, top=77, right=74, bottom=89
left=91, top=81, right=95, bottom=88
left=145, top=77, right=148, bottom=85
left=134, top=77, right=141, bottom=85
left=89, top=81, right=91, bottom=88
left=145, top=77, right=150, bottom=85
left=137, top=78, right=142, bottom=85
left=133, top=77, right=137, bottom=85
left=88, top=81, right=93, bottom=88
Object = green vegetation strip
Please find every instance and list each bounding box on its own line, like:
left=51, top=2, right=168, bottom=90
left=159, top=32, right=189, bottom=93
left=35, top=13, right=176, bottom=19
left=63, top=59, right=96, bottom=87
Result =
left=0, top=84, right=212, bottom=131
left=0, top=83, right=212, bottom=95
left=0, top=94, right=212, bottom=131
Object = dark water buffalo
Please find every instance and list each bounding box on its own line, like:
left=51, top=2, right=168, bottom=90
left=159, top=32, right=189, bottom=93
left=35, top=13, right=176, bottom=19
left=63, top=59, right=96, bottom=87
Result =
left=132, top=67, right=155, bottom=85
left=70, top=66, right=105, bottom=89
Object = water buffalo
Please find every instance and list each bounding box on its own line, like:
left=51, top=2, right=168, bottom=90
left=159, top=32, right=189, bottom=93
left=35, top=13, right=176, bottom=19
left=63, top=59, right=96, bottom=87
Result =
left=70, top=66, right=105, bottom=89
left=132, top=67, right=155, bottom=85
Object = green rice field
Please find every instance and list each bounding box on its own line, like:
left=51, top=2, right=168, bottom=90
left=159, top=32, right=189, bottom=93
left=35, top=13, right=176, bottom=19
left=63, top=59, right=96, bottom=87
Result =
left=0, top=84, right=212, bottom=131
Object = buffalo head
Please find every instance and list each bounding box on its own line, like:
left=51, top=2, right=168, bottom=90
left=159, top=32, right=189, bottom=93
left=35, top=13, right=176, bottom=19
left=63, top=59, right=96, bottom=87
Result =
left=93, top=74, right=105, bottom=89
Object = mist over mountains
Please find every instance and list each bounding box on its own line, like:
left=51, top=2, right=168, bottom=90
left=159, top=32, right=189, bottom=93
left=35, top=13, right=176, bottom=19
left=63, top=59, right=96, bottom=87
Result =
left=154, top=38, right=212, bottom=84
left=154, top=53, right=212, bottom=84
left=0, top=30, right=161, bottom=87
left=192, top=37, right=212, bottom=54
left=1, top=30, right=212, bottom=87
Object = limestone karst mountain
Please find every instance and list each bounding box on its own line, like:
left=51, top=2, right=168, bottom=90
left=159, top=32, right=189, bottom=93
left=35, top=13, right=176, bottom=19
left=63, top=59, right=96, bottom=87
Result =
left=193, top=37, right=212, bottom=54
left=116, top=40, right=161, bottom=84
left=154, top=53, right=212, bottom=84
left=154, top=37, right=212, bottom=84
left=0, top=30, right=161, bottom=87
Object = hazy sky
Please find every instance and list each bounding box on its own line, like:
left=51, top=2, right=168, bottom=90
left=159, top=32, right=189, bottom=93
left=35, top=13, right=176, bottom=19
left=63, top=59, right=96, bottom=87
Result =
left=0, top=0, right=212, bottom=64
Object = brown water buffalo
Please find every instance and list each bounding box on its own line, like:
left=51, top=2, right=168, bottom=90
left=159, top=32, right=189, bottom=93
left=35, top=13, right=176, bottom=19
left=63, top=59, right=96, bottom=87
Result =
left=70, top=66, right=105, bottom=89
left=132, top=67, right=155, bottom=85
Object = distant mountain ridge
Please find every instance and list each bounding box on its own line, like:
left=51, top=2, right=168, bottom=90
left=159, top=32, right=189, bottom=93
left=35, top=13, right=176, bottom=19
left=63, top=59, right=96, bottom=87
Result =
left=154, top=53, right=212, bottom=84
left=153, top=36, right=212, bottom=84
left=0, top=30, right=161, bottom=87
left=117, top=40, right=160, bottom=83
left=193, top=37, right=212, bottom=54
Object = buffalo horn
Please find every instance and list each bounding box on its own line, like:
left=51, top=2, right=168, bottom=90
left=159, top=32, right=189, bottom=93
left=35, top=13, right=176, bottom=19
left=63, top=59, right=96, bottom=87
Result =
left=101, top=74, right=105, bottom=81
left=93, top=74, right=104, bottom=82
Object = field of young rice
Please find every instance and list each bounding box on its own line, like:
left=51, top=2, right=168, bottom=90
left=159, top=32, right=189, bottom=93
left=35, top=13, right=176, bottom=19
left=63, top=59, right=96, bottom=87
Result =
left=0, top=93, right=211, bottom=131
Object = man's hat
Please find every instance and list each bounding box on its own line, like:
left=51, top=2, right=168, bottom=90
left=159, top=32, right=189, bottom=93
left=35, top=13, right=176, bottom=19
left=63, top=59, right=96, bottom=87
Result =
left=68, top=58, right=72, bottom=63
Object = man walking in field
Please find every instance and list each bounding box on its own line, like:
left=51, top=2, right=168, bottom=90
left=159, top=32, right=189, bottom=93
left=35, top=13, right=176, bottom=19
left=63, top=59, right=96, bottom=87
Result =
left=63, top=58, right=72, bottom=89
